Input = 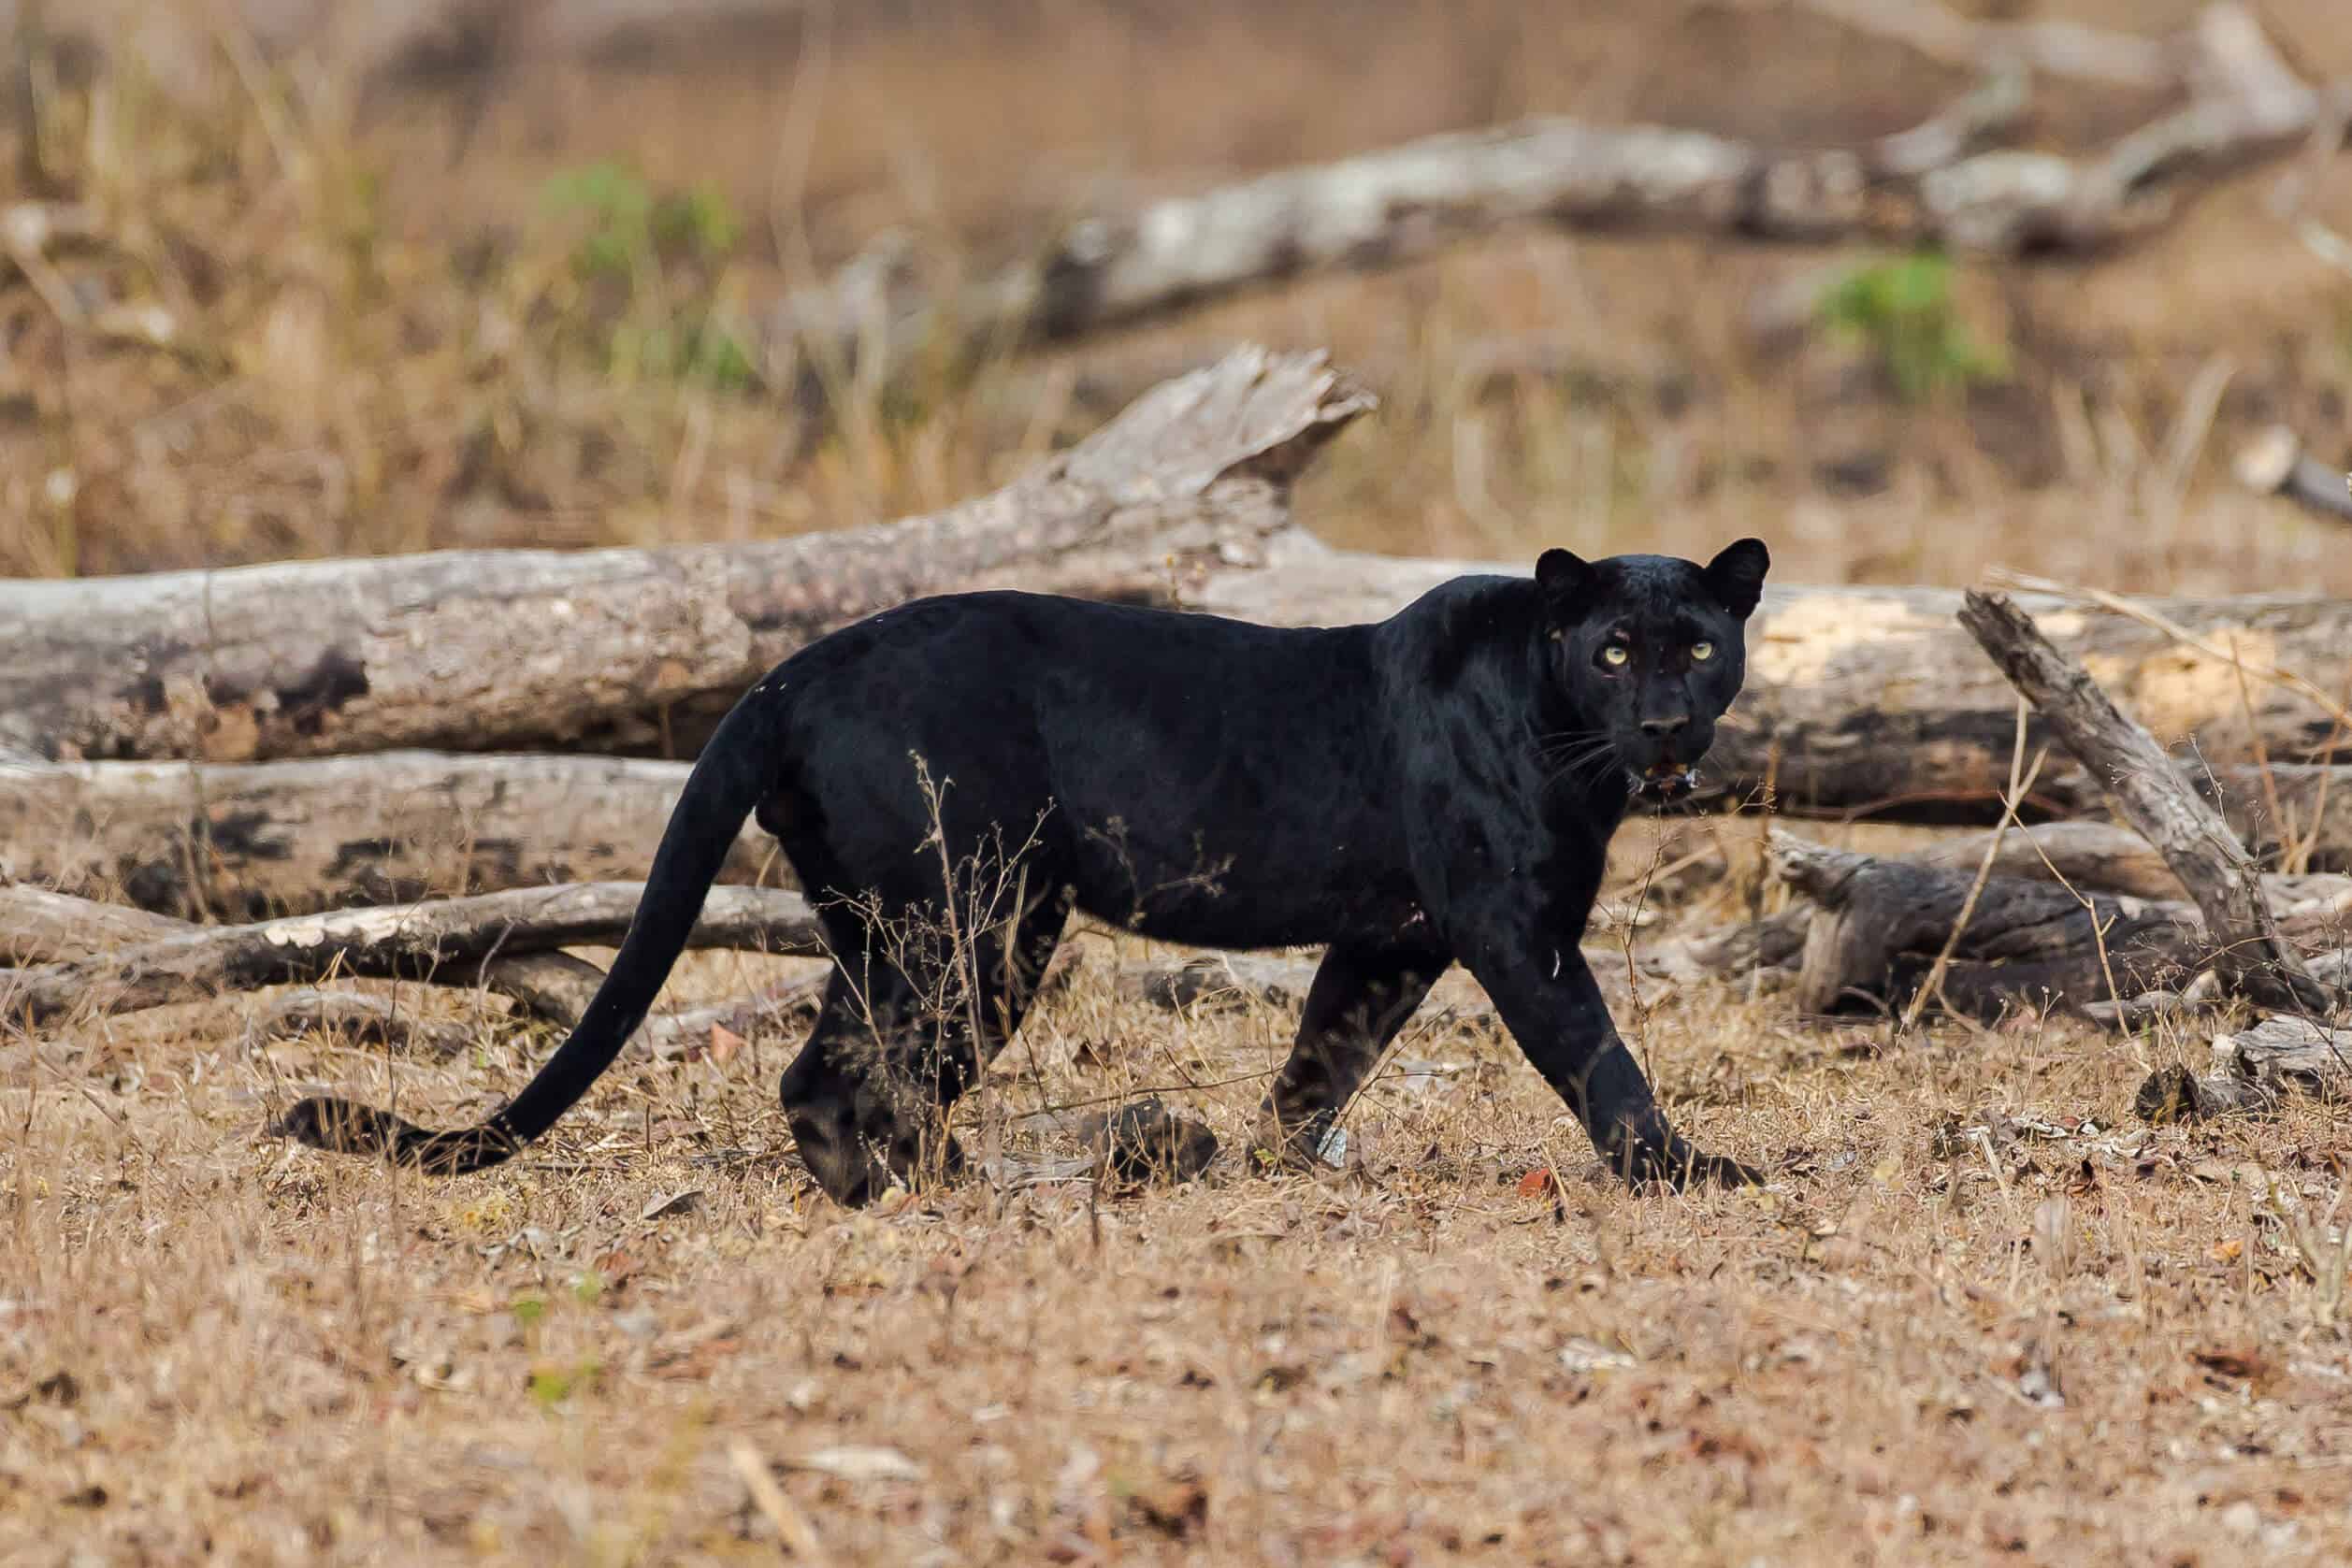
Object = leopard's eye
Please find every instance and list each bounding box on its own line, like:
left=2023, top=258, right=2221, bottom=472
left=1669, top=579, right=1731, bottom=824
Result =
left=1691, top=640, right=1715, bottom=662
left=1600, top=643, right=1631, bottom=669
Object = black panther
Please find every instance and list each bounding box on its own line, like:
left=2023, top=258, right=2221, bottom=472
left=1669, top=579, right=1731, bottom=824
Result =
left=275, top=539, right=1773, bottom=1202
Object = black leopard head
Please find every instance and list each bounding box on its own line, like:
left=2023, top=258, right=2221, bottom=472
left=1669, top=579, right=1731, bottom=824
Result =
left=1536, top=539, right=1769, bottom=803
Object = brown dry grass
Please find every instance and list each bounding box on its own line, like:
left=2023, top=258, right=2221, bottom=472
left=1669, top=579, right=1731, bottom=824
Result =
left=9, top=821, right=2352, bottom=1564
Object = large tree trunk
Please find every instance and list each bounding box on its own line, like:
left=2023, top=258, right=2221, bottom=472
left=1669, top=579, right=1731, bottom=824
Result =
left=0, top=346, right=1369, bottom=764
left=2, top=752, right=770, bottom=917
left=1196, top=536, right=2352, bottom=848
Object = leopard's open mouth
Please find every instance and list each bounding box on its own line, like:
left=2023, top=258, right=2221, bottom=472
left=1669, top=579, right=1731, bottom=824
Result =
left=1629, top=761, right=1699, bottom=802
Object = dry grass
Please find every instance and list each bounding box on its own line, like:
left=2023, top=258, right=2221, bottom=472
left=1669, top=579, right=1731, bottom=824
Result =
left=9, top=820, right=2352, bottom=1564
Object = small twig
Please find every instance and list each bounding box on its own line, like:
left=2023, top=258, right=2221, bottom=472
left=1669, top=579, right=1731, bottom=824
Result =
left=2227, top=633, right=2290, bottom=865
left=727, top=1439, right=826, bottom=1561
left=1899, top=698, right=2045, bottom=1033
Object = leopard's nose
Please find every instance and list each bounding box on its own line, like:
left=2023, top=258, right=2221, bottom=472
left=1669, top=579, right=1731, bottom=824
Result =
left=1639, top=713, right=1689, bottom=737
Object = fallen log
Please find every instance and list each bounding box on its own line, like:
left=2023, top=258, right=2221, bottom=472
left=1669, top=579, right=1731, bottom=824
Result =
left=1768, top=831, right=2206, bottom=1018
left=21, top=574, right=2352, bottom=889
left=1909, top=818, right=2352, bottom=910
left=1786, top=0, right=2173, bottom=89
left=1197, top=534, right=2352, bottom=842
left=763, top=69, right=2030, bottom=392
left=2, top=882, right=188, bottom=965
left=0, top=346, right=1368, bottom=763
left=0, top=881, right=823, bottom=1056
left=1, top=752, right=772, bottom=916
left=1644, top=820, right=2352, bottom=994
left=1959, top=589, right=2334, bottom=1014
left=0, top=884, right=597, bottom=1035
left=0, top=881, right=825, bottom=1026
left=764, top=3, right=2338, bottom=392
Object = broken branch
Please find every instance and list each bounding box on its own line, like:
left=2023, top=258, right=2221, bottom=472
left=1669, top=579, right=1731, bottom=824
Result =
left=1957, top=590, right=2336, bottom=1013
left=0, top=882, right=824, bottom=1026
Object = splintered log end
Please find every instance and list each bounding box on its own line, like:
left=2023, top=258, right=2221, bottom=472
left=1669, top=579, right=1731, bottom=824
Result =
left=1765, top=827, right=1875, bottom=905
left=1070, top=344, right=1377, bottom=497
left=2235, top=425, right=2304, bottom=494
left=2232, top=424, right=2352, bottom=522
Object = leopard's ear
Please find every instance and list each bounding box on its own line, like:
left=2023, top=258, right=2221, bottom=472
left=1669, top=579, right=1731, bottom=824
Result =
left=1536, top=548, right=1594, bottom=608
left=1702, top=538, right=1770, bottom=619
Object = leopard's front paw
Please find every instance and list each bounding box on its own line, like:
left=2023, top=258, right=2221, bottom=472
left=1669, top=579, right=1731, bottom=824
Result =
left=1248, top=1108, right=1336, bottom=1174
left=1615, top=1138, right=1767, bottom=1192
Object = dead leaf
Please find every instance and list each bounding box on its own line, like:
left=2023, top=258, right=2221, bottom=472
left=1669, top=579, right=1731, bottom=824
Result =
left=1559, top=1337, right=1637, bottom=1374
left=707, top=1023, right=747, bottom=1065
left=1516, top=1168, right=1561, bottom=1199
left=2210, top=1237, right=2245, bottom=1263
left=640, top=1188, right=704, bottom=1223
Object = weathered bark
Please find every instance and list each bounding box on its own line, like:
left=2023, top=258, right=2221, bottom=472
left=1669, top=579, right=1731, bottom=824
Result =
left=2, top=882, right=188, bottom=965
left=2, top=752, right=772, bottom=917
left=1790, top=0, right=2173, bottom=89
left=1110, top=946, right=1661, bottom=1025
left=0, top=882, right=602, bottom=1034
left=1910, top=818, right=2352, bottom=910
left=1647, top=820, right=2352, bottom=995
left=1196, top=534, right=2352, bottom=841
left=0, top=347, right=1369, bottom=763
left=1, top=879, right=830, bottom=1057
left=1768, top=830, right=2207, bottom=1018
left=0, top=881, right=824, bottom=1025
left=1959, top=590, right=2334, bottom=1014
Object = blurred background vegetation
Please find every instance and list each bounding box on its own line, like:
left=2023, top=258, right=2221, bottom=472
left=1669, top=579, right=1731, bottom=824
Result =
left=2, top=0, right=2347, bottom=592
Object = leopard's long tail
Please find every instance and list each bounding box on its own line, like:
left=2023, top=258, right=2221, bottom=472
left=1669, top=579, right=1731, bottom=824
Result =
left=270, top=691, right=784, bottom=1175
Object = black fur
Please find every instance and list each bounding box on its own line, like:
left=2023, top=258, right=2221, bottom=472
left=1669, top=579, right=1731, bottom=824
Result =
left=274, top=540, right=1773, bottom=1201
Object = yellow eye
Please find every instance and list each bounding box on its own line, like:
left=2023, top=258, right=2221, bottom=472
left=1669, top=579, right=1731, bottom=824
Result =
left=1601, top=644, right=1630, bottom=668
left=1692, top=641, right=1714, bottom=662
